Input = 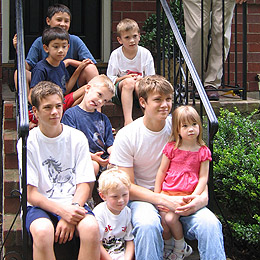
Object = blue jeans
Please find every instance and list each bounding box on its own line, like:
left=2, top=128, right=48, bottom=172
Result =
left=129, top=201, right=226, bottom=260
left=180, top=207, right=226, bottom=260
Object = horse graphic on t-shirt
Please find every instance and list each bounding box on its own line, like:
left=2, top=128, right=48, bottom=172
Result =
left=42, top=157, right=75, bottom=198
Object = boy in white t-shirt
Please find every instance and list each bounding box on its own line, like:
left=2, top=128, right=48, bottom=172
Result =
left=107, top=18, right=155, bottom=126
left=93, top=168, right=134, bottom=260
left=17, top=81, right=100, bottom=259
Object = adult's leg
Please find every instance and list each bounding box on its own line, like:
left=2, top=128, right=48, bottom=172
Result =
left=204, top=0, right=236, bottom=88
left=76, top=214, right=100, bottom=260
left=182, top=0, right=211, bottom=79
left=180, top=207, right=226, bottom=260
left=30, top=218, right=56, bottom=260
left=129, top=201, right=164, bottom=260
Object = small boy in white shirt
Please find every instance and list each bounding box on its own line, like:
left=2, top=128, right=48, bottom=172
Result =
left=107, top=18, right=155, bottom=125
left=93, top=168, right=134, bottom=260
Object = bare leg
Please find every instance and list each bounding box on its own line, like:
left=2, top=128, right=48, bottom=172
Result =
left=119, top=78, right=136, bottom=125
left=78, top=64, right=99, bottom=86
left=14, top=69, right=31, bottom=101
left=71, top=86, right=86, bottom=107
left=30, top=218, right=56, bottom=260
left=76, top=214, right=100, bottom=260
left=164, top=211, right=184, bottom=240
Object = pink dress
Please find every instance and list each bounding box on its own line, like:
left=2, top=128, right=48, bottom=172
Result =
left=162, top=142, right=212, bottom=195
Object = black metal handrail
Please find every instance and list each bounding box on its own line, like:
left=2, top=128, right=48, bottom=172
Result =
left=156, top=0, right=218, bottom=207
left=15, top=0, right=29, bottom=259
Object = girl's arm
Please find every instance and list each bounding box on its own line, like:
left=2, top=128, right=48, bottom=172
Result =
left=100, top=242, right=113, bottom=260
left=124, top=240, right=135, bottom=260
left=154, top=154, right=170, bottom=193
left=192, top=160, right=209, bottom=196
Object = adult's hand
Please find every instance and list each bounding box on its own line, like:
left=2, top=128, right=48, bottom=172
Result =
left=175, top=193, right=208, bottom=216
left=159, top=193, right=187, bottom=212
left=55, top=218, right=75, bottom=244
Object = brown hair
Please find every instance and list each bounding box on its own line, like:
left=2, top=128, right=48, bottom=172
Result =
left=117, top=18, right=140, bottom=37
left=170, top=105, right=205, bottom=148
left=138, top=75, right=173, bottom=102
left=31, top=81, right=63, bottom=109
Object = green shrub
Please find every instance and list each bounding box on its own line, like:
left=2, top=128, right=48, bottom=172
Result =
left=139, top=0, right=185, bottom=59
left=213, top=108, right=260, bottom=257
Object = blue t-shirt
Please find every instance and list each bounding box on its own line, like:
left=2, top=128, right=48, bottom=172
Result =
left=30, top=59, right=69, bottom=94
left=61, top=105, right=114, bottom=158
left=26, top=34, right=97, bottom=76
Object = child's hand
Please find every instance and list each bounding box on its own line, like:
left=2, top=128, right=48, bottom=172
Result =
left=76, top=59, right=90, bottom=72
left=82, top=58, right=94, bottom=65
left=13, top=34, right=17, bottom=50
left=92, top=151, right=109, bottom=167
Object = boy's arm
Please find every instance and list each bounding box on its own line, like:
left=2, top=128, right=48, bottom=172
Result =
left=192, top=160, right=209, bottom=196
left=72, top=182, right=93, bottom=206
left=154, top=154, right=170, bottom=193
left=124, top=240, right=135, bottom=260
left=66, top=59, right=89, bottom=94
left=27, top=185, right=86, bottom=224
left=63, top=58, right=94, bottom=68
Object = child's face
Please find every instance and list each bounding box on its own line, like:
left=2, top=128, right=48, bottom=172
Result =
left=101, top=183, right=130, bottom=215
left=82, top=84, right=113, bottom=112
left=43, top=39, right=69, bottom=64
left=117, top=29, right=140, bottom=52
left=179, top=121, right=200, bottom=142
left=46, top=12, right=71, bottom=31
left=140, top=91, right=172, bottom=121
left=33, top=94, right=63, bottom=136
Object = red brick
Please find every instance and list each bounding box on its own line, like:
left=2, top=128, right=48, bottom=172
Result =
left=4, top=154, right=18, bottom=169
left=248, top=42, right=260, bottom=52
left=4, top=119, right=17, bottom=130
left=113, top=2, right=131, bottom=11
left=4, top=103, right=14, bottom=119
left=249, top=23, right=260, bottom=33
left=4, top=197, right=20, bottom=214
left=122, top=12, right=147, bottom=21
left=132, top=2, right=156, bottom=11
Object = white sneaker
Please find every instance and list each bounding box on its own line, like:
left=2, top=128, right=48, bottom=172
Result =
left=164, top=243, right=193, bottom=260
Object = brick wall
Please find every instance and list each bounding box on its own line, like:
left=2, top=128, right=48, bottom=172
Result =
left=111, top=0, right=156, bottom=50
left=246, top=0, right=260, bottom=91
left=111, top=0, right=260, bottom=92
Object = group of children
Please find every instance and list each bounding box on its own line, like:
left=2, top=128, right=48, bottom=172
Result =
left=15, top=3, right=225, bottom=260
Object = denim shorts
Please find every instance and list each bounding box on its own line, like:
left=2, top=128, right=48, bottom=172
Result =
left=26, top=204, right=94, bottom=234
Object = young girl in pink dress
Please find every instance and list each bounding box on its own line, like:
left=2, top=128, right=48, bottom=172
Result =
left=154, top=105, right=212, bottom=260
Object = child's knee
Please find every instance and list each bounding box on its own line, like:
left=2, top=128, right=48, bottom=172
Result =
left=30, top=218, right=54, bottom=245
left=164, top=211, right=179, bottom=224
left=121, top=78, right=135, bottom=91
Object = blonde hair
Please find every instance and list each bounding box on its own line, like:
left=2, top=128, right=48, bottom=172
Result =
left=117, top=18, right=140, bottom=37
left=88, top=74, right=115, bottom=95
left=98, top=167, right=131, bottom=195
left=138, top=75, right=173, bottom=102
left=170, top=105, right=205, bottom=148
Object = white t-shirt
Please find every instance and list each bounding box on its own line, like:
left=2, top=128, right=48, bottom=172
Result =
left=109, top=117, right=172, bottom=190
left=107, top=45, right=155, bottom=84
left=18, top=124, right=95, bottom=206
left=93, top=202, right=134, bottom=260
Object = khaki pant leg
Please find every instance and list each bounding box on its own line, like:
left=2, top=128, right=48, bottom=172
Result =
left=204, top=0, right=236, bottom=88
left=182, top=0, right=211, bottom=79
